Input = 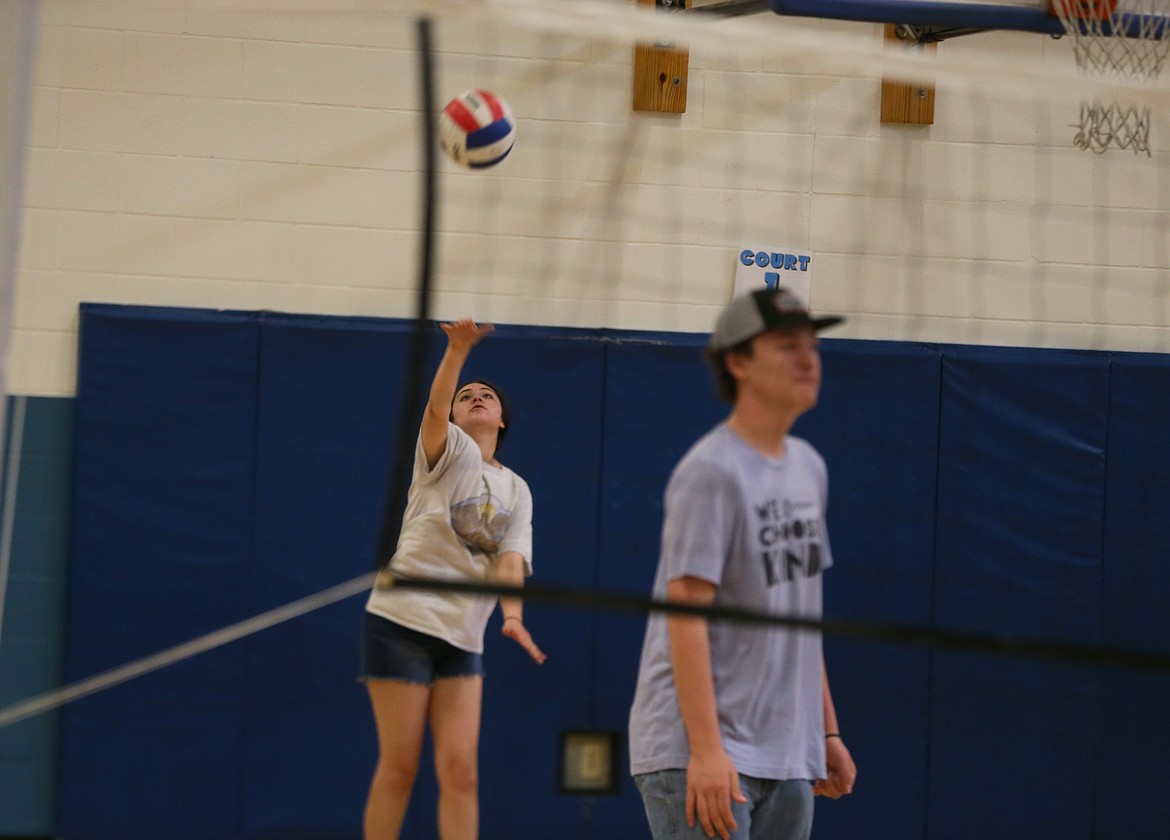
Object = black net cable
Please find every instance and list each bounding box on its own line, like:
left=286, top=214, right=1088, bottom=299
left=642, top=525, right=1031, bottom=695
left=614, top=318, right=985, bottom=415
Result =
left=4, top=564, right=1166, bottom=731
left=378, top=574, right=1170, bottom=675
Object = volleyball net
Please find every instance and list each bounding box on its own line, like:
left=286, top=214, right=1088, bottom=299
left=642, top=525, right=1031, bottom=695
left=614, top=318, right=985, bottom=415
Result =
left=3, top=0, right=1170, bottom=721
left=5, top=0, right=1170, bottom=723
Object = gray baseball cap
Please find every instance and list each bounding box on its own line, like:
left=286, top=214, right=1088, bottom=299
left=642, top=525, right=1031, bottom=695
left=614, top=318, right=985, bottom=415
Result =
left=709, top=287, right=844, bottom=352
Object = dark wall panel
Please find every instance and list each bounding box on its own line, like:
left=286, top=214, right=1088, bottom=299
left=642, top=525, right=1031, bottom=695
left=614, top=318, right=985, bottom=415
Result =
left=929, top=346, right=1109, bottom=840
left=460, top=325, right=609, bottom=840
left=593, top=334, right=724, bottom=835
left=1095, top=354, right=1170, bottom=840
left=800, top=340, right=941, bottom=840
left=63, top=305, right=259, bottom=839
left=242, top=314, right=416, bottom=839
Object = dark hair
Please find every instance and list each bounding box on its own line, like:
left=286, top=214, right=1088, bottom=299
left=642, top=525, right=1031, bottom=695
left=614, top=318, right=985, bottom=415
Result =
left=704, top=337, right=755, bottom=403
left=450, top=379, right=512, bottom=449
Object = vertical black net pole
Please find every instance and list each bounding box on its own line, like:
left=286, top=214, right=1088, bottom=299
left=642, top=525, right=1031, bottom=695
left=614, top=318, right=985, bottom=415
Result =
left=374, top=16, right=437, bottom=575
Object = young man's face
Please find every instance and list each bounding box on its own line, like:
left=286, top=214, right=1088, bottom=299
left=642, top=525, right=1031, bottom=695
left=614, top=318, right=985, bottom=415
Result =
left=732, top=326, right=822, bottom=414
left=451, top=382, right=505, bottom=435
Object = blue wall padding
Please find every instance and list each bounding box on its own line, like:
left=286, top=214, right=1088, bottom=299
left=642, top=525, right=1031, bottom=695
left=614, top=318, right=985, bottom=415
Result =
left=457, top=326, right=610, bottom=840
left=63, top=304, right=1170, bottom=840
left=798, top=340, right=943, bottom=840
left=63, top=306, right=261, bottom=839
left=1101, top=355, right=1170, bottom=648
left=1095, top=355, right=1170, bottom=840
left=930, top=347, right=1110, bottom=840
left=241, top=314, right=417, bottom=839
left=591, top=334, right=727, bottom=834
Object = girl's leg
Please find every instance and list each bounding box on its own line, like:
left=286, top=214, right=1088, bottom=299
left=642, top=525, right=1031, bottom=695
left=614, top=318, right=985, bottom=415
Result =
left=364, top=679, right=431, bottom=840
left=428, top=675, right=484, bottom=840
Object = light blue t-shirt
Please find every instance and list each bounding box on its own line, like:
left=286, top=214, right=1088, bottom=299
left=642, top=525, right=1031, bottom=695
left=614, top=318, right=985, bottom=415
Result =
left=628, top=423, right=832, bottom=781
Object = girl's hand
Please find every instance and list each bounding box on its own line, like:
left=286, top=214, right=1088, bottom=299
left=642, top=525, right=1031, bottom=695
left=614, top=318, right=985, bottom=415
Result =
left=502, top=617, right=546, bottom=664
left=441, top=319, right=494, bottom=353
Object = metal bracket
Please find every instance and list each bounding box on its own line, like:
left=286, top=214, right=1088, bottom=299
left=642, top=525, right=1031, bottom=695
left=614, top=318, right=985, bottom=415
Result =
left=893, top=23, right=991, bottom=43
left=688, top=0, right=770, bottom=15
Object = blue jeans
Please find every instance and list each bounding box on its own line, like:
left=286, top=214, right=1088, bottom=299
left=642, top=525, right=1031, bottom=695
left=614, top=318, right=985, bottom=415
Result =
left=634, top=769, right=813, bottom=840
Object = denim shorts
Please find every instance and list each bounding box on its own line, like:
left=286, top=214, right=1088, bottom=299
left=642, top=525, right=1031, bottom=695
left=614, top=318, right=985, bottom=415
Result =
left=360, top=612, right=484, bottom=685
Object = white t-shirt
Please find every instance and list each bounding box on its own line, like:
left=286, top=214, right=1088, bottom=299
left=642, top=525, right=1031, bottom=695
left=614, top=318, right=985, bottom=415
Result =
left=366, top=422, right=533, bottom=654
left=629, top=423, right=831, bottom=781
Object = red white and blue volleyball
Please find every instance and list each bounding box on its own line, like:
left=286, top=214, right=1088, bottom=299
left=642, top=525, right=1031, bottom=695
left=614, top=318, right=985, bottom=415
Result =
left=438, top=89, right=516, bottom=169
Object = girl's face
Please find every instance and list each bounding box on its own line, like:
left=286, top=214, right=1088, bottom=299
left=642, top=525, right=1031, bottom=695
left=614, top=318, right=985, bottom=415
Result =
left=451, top=382, right=505, bottom=436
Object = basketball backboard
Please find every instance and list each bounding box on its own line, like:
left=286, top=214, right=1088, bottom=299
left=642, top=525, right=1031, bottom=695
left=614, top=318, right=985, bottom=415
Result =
left=770, top=0, right=1065, bottom=34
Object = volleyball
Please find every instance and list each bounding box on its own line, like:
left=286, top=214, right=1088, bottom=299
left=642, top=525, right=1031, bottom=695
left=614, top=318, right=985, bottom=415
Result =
left=438, top=89, right=516, bottom=169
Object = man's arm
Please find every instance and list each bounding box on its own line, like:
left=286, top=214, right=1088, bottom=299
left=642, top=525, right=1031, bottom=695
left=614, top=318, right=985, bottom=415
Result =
left=814, top=656, right=856, bottom=799
left=667, top=575, right=746, bottom=840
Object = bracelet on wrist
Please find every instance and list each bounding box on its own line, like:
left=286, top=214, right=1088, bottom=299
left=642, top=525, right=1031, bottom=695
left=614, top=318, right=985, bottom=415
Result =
left=825, top=732, right=842, bottom=740
left=503, top=615, right=522, bottom=624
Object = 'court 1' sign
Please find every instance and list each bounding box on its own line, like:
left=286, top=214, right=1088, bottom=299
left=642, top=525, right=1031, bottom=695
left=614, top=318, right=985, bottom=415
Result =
left=733, top=246, right=812, bottom=301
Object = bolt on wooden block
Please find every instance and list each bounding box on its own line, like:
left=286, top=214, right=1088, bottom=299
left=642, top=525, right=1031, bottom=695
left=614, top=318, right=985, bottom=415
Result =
left=880, top=24, right=936, bottom=125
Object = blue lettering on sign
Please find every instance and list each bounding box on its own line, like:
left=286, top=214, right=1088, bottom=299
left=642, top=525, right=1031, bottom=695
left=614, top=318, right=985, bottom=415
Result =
left=741, top=250, right=811, bottom=272
left=764, top=272, right=779, bottom=289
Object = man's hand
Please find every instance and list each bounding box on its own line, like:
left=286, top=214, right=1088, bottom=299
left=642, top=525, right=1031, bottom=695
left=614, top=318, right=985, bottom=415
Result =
left=814, top=736, right=856, bottom=799
left=686, top=749, right=747, bottom=840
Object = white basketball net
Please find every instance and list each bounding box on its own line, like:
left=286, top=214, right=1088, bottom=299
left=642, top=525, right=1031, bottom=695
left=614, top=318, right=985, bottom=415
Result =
left=1051, top=0, right=1170, bottom=153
